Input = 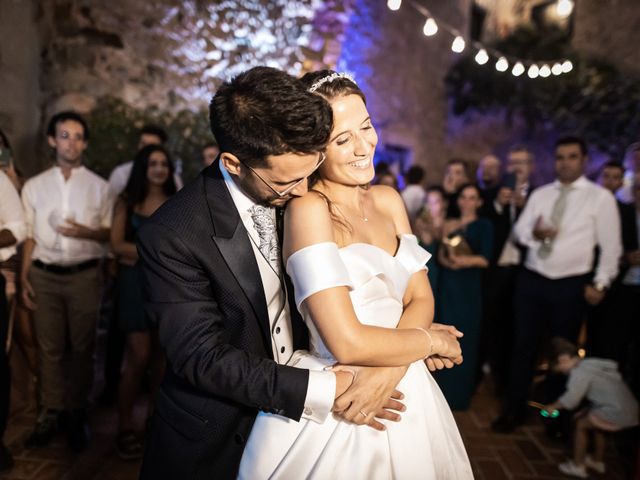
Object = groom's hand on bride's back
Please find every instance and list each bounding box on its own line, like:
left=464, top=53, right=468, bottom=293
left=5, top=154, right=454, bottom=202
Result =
left=331, top=365, right=407, bottom=432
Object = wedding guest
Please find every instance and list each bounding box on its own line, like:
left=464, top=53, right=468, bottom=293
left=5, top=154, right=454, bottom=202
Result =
left=413, top=186, right=447, bottom=292
left=201, top=141, right=220, bottom=168
left=480, top=145, right=535, bottom=392
left=436, top=184, right=493, bottom=409
left=587, top=161, right=638, bottom=361
left=111, top=144, right=176, bottom=460
left=108, top=125, right=182, bottom=194
left=617, top=142, right=640, bottom=203
left=401, top=165, right=426, bottom=221
left=21, top=111, right=114, bottom=451
left=476, top=154, right=501, bottom=210
left=492, top=136, right=621, bottom=432
left=442, top=159, right=470, bottom=218
left=0, top=166, right=26, bottom=474
left=544, top=338, right=638, bottom=478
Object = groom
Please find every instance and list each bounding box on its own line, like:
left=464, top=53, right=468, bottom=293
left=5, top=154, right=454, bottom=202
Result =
left=137, top=67, right=409, bottom=479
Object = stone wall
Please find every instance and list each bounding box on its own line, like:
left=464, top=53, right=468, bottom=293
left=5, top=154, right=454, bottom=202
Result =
left=0, top=0, right=42, bottom=176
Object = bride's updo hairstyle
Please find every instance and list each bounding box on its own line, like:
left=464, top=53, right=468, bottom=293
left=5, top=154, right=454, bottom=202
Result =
left=300, top=70, right=366, bottom=105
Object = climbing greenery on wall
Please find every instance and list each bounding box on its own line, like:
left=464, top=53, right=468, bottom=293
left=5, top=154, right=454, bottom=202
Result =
left=85, top=96, right=213, bottom=182
left=446, top=25, right=640, bottom=160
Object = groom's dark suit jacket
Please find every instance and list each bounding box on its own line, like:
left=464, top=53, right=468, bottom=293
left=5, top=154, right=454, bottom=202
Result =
left=137, top=160, right=310, bottom=480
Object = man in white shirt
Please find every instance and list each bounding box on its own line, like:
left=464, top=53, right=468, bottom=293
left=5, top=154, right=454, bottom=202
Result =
left=108, top=125, right=183, bottom=194
left=617, top=142, right=640, bottom=203
left=492, top=136, right=622, bottom=433
left=20, top=112, right=114, bottom=452
left=0, top=168, right=25, bottom=473
left=401, top=165, right=426, bottom=221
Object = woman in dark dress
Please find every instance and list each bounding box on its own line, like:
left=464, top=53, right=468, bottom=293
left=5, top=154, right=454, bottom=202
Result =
left=110, top=144, right=176, bottom=459
left=436, top=184, right=493, bottom=410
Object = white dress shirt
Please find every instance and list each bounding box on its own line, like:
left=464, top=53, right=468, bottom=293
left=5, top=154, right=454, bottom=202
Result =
left=109, top=161, right=183, bottom=195
left=513, top=176, right=621, bottom=287
left=401, top=184, right=426, bottom=220
left=220, top=162, right=335, bottom=423
left=22, top=165, right=114, bottom=265
left=0, top=170, right=26, bottom=262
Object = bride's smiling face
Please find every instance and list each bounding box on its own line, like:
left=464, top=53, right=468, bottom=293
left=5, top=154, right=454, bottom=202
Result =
left=318, top=94, right=378, bottom=186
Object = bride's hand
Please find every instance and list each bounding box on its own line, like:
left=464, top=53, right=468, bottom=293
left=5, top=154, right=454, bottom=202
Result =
left=429, top=330, right=463, bottom=364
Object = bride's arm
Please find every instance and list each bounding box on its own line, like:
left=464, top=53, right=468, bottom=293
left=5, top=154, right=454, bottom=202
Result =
left=284, top=192, right=458, bottom=367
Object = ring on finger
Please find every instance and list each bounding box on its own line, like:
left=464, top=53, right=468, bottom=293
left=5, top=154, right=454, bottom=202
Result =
left=359, top=410, right=368, bottom=418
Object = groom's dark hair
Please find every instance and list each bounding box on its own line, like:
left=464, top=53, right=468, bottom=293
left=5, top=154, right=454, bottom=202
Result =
left=209, top=67, right=333, bottom=168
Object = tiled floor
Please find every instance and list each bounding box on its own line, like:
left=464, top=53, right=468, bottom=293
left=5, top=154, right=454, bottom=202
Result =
left=2, top=346, right=637, bottom=479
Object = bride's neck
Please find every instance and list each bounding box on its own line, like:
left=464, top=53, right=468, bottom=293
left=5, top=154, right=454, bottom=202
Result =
left=314, top=179, right=368, bottom=209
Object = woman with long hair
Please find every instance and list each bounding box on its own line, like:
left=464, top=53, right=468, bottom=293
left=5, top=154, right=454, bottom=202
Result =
left=110, top=144, right=176, bottom=459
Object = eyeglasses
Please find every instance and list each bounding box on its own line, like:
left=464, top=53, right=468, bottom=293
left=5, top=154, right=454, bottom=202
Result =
left=240, top=152, right=326, bottom=198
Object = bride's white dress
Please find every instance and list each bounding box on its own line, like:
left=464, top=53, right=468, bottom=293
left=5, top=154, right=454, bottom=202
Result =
left=238, top=234, right=473, bottom=479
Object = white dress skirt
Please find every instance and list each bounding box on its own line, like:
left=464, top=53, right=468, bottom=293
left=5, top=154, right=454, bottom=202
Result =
left=238, top=234, right=473, bottom=479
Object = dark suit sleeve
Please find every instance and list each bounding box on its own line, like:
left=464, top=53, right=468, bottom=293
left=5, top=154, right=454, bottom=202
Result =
left=137, top=221, right=309, bottom=421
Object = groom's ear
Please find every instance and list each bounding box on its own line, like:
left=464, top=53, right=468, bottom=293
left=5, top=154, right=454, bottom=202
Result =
left=221, top=152, right=242, bottom=176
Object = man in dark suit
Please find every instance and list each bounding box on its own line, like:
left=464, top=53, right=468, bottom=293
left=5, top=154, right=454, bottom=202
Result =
left=137, top=67, right=409, bottom=479
left=480, top=145, right=535, bottom=394
left=586, top=161, right=639, bottom=360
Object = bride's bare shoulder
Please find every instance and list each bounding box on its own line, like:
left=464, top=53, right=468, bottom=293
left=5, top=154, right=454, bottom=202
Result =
left=286, top=190, right=331, bottom=219
left=284, top=191, right=335, bottom=256
left=370, top=185, right=411, bottom=232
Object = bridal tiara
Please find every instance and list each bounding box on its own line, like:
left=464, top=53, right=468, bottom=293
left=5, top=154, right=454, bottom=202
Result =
left=308, top=72, right=356, bottom=93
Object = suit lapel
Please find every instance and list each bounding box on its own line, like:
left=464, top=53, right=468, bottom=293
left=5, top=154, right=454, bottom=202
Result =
left=204, top=160, right=272, bottom=351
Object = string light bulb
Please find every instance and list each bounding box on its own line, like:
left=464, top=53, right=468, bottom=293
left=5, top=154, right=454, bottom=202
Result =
left=527, top=64, right=540, bottom=78
left=557, top=0, right=574, bottom=18
left=495, top=56, right=508, bottom=72
left=539, top=64, right=551, bottom=77
left=562, top=60, right=573, bottom=73
left=387, top=0, right=401, bottom=11
left=512, top=62, right=525, bottom=76
left=551, top=63, right=563, bottom=75
left=451, top=36, right=465, bottom=53
left=474, top=49, right=489, bottom=65
left=423, top=18, right=438, bottom=36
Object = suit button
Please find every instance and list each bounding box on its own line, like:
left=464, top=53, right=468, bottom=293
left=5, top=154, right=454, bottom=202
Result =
left=234, top=433, right=245, bottom=445
left=304, top=407, right=312, bottom=416
left=276, top=326, right=281, bottom=334
left=280, top=346, right=285, bottom=353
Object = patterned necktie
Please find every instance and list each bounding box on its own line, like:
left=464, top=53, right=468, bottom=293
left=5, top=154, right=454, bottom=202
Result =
left=538, top=185, right=572, bottom=259
left=249, top=205, right=281, bottom=272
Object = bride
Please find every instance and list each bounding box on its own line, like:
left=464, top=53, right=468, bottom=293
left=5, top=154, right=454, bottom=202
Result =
left=238, top=70, right=473, bottom=479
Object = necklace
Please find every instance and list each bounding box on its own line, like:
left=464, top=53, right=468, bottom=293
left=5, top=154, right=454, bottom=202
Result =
left=359, top=191, right=368, bottom=222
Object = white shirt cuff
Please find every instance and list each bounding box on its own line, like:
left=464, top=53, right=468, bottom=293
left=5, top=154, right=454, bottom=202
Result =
left=301, top=370, right=335, bottom=423
left=493, top=199, right=504, bottom=215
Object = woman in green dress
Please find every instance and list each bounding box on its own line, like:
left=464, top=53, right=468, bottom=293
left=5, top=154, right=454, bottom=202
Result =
left=110, top=144, right=176, bottom=459
left=436, top=184, right=493, bottom=410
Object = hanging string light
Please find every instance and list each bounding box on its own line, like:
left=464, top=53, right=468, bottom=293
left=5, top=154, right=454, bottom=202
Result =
left=422, top=18, right=438, bottom=36
left=474, top=48, right=489, bottom=65
left=495, top=56, right=509, bottom=72
left=388, top=0, right=575, bottom=81
left=539, top=64, right=551, bottom=77
left=387, top=0, right=402, bottom=11
left=512, top=62, right=525, bottom=76
left=451, top=35, right=465, bottom=53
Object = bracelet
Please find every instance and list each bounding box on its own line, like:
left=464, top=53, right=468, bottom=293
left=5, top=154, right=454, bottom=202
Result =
left=415, top=327, right=434, bottom=359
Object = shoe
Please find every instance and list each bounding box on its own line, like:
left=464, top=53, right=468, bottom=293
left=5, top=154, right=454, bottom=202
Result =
left=115, top=430, right=143, bottom=460
left=67, top=409, right=90, bottom=453
left=25, top=409, right=60, bottom=448
left=0, top=443, right=14, bottom=474
left=585, top=455, right=606, bottom=474
left=558, top=460, right=588, bottom=478
left=491, top=412, right=524, bottom=433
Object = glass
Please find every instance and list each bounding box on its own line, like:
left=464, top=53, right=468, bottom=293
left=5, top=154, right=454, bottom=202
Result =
left=240, top=152, right=325, bottom=198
